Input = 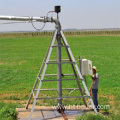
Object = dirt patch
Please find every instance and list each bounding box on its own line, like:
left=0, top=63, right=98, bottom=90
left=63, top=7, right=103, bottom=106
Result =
left=109, top=101, right=114, bottom=105
left=108, top=95, right=114, bottom=99
left=0, top=93, right=15, bottom=99
left=3, top=100, right=27, bottom=104
left=18, top=61, right=27, bottom=65
left=0, top=92, right=30, bottom=99
left=99, top=95, right=114, bottom=100
left=3, top=100, right=18, bottom=103
left=0, top=62, right=3, bottom=65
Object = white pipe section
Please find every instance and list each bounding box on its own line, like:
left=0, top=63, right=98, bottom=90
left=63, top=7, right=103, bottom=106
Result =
left=0, top=15, right=52, bottom=22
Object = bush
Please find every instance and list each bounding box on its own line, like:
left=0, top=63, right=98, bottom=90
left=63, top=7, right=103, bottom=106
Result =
left=76, top=113, right=110, bottom=120
left=0, top=102, right=17, bottom=120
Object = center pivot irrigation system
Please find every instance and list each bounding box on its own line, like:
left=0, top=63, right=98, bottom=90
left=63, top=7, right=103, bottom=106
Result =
left=0, top=6, right=97, bottom=120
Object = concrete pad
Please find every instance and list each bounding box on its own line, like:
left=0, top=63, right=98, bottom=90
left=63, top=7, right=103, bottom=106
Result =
left=16, top=105, right=93, bottom=120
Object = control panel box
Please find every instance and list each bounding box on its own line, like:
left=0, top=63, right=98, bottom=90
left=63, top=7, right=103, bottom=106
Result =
left=81, top=59, right=93, bottom=75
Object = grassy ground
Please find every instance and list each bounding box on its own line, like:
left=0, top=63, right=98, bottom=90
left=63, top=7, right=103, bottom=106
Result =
left=0, top=35, right=120, bottom=119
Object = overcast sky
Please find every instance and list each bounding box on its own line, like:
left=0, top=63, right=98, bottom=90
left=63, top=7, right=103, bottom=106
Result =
left=0, top=0, right=120, bottom=31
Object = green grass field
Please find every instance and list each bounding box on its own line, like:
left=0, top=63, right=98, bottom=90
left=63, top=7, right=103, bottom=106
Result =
left=0, top=35, right=120, bottom=119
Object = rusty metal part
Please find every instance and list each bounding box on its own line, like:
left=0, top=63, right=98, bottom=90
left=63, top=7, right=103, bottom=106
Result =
left=57, top=105, right=68, bottom=120
left=61, top=110, right=68, bottom=120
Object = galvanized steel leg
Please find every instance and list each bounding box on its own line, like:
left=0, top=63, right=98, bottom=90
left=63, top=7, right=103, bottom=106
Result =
left=57, top=31, right=62, bottom=105
left=62, top=36, right=87, bottom=107
left=28, top=30, right=57, bottom=120
left=26, top=30, right=55, bottom=109
left=60, top=31, right=97, bottom=114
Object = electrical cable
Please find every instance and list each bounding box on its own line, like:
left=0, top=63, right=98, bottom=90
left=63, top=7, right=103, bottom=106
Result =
left=31, top=11, right=55, bottom=31
left=31, top=19, right=46, bottom=31
left=47, top=11, right=54, bottom=17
